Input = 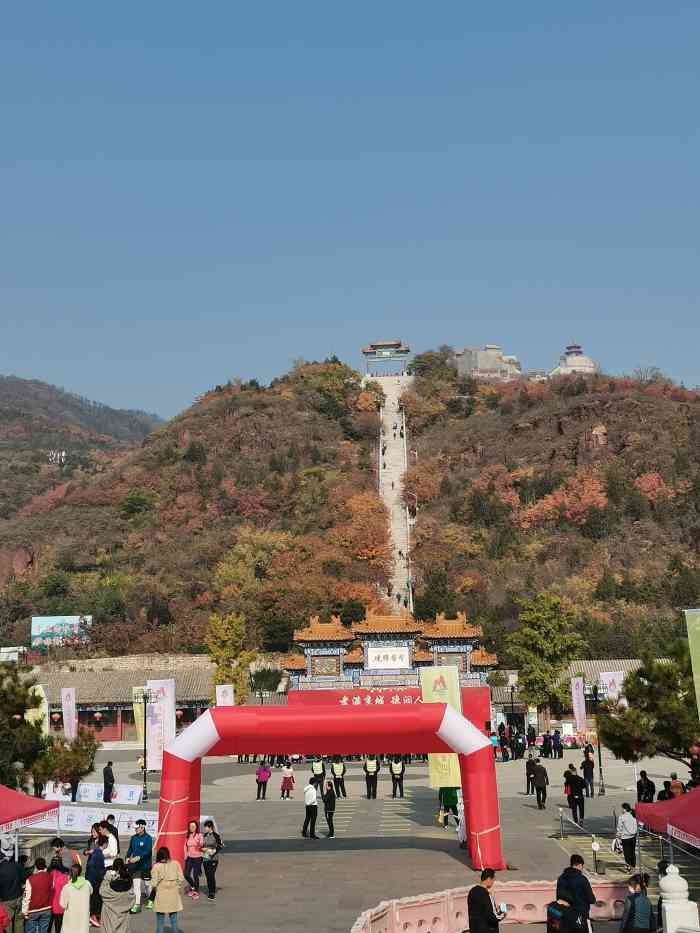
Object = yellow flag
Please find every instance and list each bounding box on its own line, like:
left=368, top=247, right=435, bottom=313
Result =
left=420, top=666, right=462, bottom=788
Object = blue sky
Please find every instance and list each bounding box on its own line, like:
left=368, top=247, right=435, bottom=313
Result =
left=1, top=4, right=698, bottom=417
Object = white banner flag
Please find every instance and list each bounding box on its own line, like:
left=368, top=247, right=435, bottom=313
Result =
left=599, top=670, right=624, bottom=701
left=571, top=676, right=587, bottom=733
left=61, top=687, right=77, bottom=741
left=145, top=679, right=176, bottom=771
left=215, top=684, right=235, bottom=706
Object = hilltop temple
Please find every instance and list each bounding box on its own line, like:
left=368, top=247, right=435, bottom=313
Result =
left=280, top=609, right=496, bottom=690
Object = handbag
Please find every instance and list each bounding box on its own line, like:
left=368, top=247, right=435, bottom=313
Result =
left=437, top=807, right=445, bottom=825
left=610, top=837, right=623, bottom=855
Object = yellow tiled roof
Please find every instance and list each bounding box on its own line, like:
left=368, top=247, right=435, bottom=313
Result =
left=471, top=649, right=498, bottom=667
left=279, top=654, right=307, bottom=671
left=421, top=611, right=483, bottom=640
left=293, top=615, right=355, bottom=643
left=343, top=647, right=364, bottom=665
left=413, top=649, right=433, bottom=663
left=352, top=609, right=423, bottom=636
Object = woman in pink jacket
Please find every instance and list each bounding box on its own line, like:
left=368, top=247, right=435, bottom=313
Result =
left=183, top=821, right=204, bottom=900
left=255, top=762, right=272, bottom=800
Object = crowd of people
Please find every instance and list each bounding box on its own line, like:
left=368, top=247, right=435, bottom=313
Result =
left=252, top=754, right=412, bottom=803
left=0, top=815, right=222, bottom=933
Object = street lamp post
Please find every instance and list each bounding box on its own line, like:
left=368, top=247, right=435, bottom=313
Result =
left=510, top=685, right=515, bottom=718
left=140, top=688, right=157, bottom=802
left=591, top=685, right=606, bottom=797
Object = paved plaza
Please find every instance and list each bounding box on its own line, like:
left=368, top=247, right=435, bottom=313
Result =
left=74, top=747, right=690, bottom=933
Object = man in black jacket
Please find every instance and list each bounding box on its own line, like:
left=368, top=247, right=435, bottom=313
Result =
left=556, top=854, right=596, bottom=928
left=525, top=754, right=536, bottom=795
left=467, top=868, right=504, bottom=933
left=533, top=759, right=549, bottom=809
left=389, top=756, right=405, bottom=798
left=636, top=770, right=656, bottom=803
left=103, top=761, right=115, bottom=804
left=0, top=854, right=23, bottom=933
left=566, top=765, right=586, bottom=825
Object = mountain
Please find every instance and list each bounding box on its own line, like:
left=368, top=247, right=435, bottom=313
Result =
left=402, top=350, right=700, bottom=662
left=0, top=375, right=163, bottom=521
left=0, top=362, right=390, bottom=655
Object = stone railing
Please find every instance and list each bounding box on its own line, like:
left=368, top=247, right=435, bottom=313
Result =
left=350, top=879, right=628, bottom=933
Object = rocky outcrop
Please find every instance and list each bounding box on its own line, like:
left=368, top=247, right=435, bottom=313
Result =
left=0, top=546, right=35, bottom=585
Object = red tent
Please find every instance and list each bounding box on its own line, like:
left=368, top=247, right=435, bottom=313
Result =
left=0, top=786, right=59, bottom=834
left=636, top=789, right=700, bottom=848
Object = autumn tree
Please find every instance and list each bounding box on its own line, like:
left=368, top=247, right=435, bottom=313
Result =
left=45, top=729, right=100, bottom=786
left=597, top=643, right=700, bottom=771
left=506, top=594, right=585, bottom=710
left=205, top=611, right=257, bottom=704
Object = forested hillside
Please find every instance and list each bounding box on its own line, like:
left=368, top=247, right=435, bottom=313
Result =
left=0, top=375, right=162, bottom=520
left=0, top=362, right=390, bottom=655
left=402, top=349, right=700, bottom=663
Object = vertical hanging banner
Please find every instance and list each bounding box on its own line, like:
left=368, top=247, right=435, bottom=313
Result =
left=132, top=687, right=145, bottom=748
left=215, top=684, right=235, bottom=706
left=599, top=671, right=625, bottom=701
left=420, top=665, right=462, bottom=788
left=145, top=679, right=176, bottom=771
left=571, top=677, right=586, bottom=733
left=685, top=609, right=700, bottom=717
left=61, top=687, right=77, bottom=740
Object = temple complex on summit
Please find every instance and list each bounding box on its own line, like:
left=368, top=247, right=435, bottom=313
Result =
left=280, top=610, right=497, bottom=690
left=361, top=339, right=411, bottom=375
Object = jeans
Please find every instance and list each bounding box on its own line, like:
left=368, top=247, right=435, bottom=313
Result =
left=203, top=859, right=218, bottom=896
left=184, top=856, right=203, bottom=892
left=25, top=911, right=51, bottom=933
left=155, top=912, right=179, bottom=933
left=583, top=777, right=594, bottom=797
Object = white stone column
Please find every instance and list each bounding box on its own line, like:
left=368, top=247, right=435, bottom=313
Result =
left=661, top=864, right=700, bottom=933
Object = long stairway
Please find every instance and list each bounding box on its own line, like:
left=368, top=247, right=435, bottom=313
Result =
left=375, top=373, right=414, bottom=613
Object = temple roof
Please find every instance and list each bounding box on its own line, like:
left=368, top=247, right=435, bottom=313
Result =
left=413, top=649, right=433, bottom=663
left=352, top=609, right=423, bottom=636
left=420, top=612, right=483, bottom=641
left=279, top=654, right=307, bottom=671
left=471, top=649, right=498, bottom=667
left=293, top=615, right=354, bottom=644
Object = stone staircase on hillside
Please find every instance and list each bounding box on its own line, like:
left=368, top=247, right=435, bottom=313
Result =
left=374, top=374, right=414, bottom=613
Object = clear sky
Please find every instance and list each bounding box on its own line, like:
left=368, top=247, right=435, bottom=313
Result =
left=2, top=4, right=698, bottom=417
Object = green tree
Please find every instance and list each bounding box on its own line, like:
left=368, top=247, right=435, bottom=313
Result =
left=119, top=489, right=154, bottom=518
left=0, top=664, right=49, bottom=789
left=47, top=729, right=100, bottom=785
left=205, top=611, right=257, bottom=704
left=505, top=594, right=585, bottom=710
left=597, top=643, right=700, bottom=770
left=413, top=569, right=457, bottom=621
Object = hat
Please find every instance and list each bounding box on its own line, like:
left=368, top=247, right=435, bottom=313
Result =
left=135, top=819, right=147, bottom=826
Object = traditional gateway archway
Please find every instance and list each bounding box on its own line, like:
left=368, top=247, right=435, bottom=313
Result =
left=156, top=703, right=505, bottom=870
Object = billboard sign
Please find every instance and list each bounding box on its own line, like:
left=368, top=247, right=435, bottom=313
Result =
left=366, top=646, right=410, bottom=670
left=31, top=616, right=92, bottom=649
left=599, top=671, right=625, bottom=701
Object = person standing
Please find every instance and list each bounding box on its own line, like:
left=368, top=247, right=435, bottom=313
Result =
left=255, top=762, right=271, bottom=800
left=280, top=761, right=295, bottom=799
left=669, top=773, right=685, bottom=798
left=124, top=820, right=152, bottom=913
left=636, top=771, right=656, bottom=804
left=565, top=765, right=586, bottom=825
left=525, top=755, right=536, bottom=795
left=85, top=838, right=106, bottom=927
left=363, top=755, right=380, bottom=799
left=150, top=848, right=184, bottom=933
left=301, top=780, right=319, bottom=839
left=390, top=756, right=405, bottom=799
left=201, top=821, right=222, bottom=900
left=527, top=725, right=537, bottom=748
left=533, top=759, right=549, bottom=810
left=542, top=732, right=552, bottom=759
left=59, top=866, right=92, bottom=933
left=620, top=874, right=653, bottom=933
left=616, top=804, right=638, bottom=871
left=48, top=860, right=69, bottom=933
left=467, top=868, right=504, bottom=933
left=657, top=781, right=673, bottom=801
left=104, top=821, right=119, bottom=858
left=310, top=756, right=325, bottom=787
left=438, top=786, right=459, bottom=828
left=183, top=822, right=204, bottom=900
left=98, top=825, right=117, bottom=871
left=580, top=754, right=595, bottom=798
left=330, top=757, right=347, bottom=798
left=322, top=781, right=336, bottom=838
left=552, top=731, right=563, bottom=760
left=98, top=861, right=131, bottom=933
left=102, top=765, right=115, bottom=806
left=21, top=858, right=52, bottom=933
left=556, top=854, right=596, bottom=930
left=0, top=853, right=23, bottom=933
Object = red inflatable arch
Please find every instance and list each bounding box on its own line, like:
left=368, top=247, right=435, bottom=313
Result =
left=156, top=703, right=505, bottom=870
